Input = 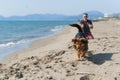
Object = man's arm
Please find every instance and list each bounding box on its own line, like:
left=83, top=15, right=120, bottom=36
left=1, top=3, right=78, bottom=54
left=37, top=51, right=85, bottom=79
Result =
left=87, top=20, right=93, bottom=29
left=80, top=20, right=84, bottom=28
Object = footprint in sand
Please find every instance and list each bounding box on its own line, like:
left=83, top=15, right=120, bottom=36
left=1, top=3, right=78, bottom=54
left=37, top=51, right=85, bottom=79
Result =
left=80, top=74, right=95, bottom=80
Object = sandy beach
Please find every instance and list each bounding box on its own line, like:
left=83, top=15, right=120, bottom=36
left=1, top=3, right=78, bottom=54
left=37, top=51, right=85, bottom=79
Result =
left=0, top=18, right=120, bottom=80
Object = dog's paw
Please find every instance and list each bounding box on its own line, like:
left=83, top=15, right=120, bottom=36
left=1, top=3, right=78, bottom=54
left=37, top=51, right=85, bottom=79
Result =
left=78, top=57, right=87, bottom=61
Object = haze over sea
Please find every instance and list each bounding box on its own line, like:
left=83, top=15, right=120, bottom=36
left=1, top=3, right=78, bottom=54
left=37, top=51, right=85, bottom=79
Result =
left=0, top=20, right=74, bottom=60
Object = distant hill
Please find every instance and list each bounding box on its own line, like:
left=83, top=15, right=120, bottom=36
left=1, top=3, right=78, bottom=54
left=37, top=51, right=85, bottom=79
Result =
left=5, top=14, right=70, bottom=21
left=0, top=11, right=104, bottom=21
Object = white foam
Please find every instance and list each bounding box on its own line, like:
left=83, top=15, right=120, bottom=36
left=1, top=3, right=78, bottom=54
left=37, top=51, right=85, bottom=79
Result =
left=50, top=25, right=67, bottom=32
left=0, top=40, right=26, bottom=48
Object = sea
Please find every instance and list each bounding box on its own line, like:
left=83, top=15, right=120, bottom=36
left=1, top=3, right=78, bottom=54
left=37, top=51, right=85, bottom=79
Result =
left=0, top=20, right=75, bottom=60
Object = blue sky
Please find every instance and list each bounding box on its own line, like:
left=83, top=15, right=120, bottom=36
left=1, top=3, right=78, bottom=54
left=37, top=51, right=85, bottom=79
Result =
left=0, top=0, right=120, bottom=17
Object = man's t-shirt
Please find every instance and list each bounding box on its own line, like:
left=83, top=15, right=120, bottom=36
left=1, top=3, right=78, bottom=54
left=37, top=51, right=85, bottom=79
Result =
left=80, top=19, right=92, bottom=34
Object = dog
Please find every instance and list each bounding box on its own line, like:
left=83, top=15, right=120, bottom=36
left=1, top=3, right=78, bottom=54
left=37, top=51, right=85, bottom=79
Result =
left=72, top=38, right=88, bottom=60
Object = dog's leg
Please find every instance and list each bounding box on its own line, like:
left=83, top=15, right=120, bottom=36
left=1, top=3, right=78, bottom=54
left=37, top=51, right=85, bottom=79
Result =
left=81, top=51, right=86, bottom=58
left=81, top=45, right=88, bottom=58
left=80, top=50, right=88, bottom=61
left=75, top=51, right=80, bottom=60
left=79, top=51, right=83, bottom=60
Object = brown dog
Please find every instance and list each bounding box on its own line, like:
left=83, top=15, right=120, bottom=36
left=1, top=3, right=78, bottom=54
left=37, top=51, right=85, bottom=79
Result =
left=72, top=38, right=88, bottom=60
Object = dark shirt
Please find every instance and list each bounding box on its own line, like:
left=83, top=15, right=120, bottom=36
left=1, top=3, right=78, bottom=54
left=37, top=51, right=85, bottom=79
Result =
left=80, top=19, right=92, bottom=34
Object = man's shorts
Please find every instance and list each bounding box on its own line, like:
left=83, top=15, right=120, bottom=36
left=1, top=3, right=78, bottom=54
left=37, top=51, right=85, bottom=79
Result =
left=86, top=33, right=94, bottom=39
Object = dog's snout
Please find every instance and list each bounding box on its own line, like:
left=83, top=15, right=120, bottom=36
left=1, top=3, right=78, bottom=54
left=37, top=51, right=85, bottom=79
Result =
left=76, top=45, right=81, bottom=51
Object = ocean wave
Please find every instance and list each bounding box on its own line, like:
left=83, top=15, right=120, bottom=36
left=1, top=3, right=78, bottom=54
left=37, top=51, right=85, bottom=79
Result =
left=50, top=25, right=67, bottom=32
left=0, top=40, right=26, bottom=48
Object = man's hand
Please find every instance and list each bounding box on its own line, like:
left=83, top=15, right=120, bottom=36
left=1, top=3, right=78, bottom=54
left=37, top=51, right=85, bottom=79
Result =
left=80, top=24, right=84, bottom=28
left=87, top=23, right=93, bottom=29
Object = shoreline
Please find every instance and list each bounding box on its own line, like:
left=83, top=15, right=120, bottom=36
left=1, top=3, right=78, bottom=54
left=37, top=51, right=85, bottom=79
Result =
left=2, top=26, right=75, bottom=64
left=2, top=19, right=119, bottom=63
left=0, top=19, right=120, bottom=80
left=0, top=21, right=72, bottom=62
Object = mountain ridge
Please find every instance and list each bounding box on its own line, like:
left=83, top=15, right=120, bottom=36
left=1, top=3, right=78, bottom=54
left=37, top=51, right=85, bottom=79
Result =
left=0, top=11, right=104, bottom=21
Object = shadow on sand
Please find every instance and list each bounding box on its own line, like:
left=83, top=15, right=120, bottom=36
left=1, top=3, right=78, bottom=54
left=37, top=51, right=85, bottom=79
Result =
left=86, top=51, right=118, bottom=65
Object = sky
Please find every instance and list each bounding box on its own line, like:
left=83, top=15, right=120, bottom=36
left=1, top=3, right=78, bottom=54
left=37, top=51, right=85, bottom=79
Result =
left=0, top=0, right=120, bottom=17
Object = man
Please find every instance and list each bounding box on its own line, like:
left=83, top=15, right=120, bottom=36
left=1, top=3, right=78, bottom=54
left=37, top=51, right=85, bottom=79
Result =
left=80, top=13, right=94, bottom=39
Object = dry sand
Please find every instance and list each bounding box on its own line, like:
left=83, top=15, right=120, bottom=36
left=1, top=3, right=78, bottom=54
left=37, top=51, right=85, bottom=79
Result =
left=0, top=18, right=120, bottom=80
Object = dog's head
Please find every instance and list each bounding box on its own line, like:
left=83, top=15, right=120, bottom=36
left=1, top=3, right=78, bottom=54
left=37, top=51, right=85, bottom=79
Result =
left=72, top=38, right=88, bottom=51
left=72, top=38, right=88, bottom=44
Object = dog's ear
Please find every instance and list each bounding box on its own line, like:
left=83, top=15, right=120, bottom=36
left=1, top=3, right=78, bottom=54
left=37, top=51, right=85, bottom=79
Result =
left=72, top=38, right=77, bottom=42
left=81, top=38, right=88, bottom=43
left=72, top=39, right=75, bottom=42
